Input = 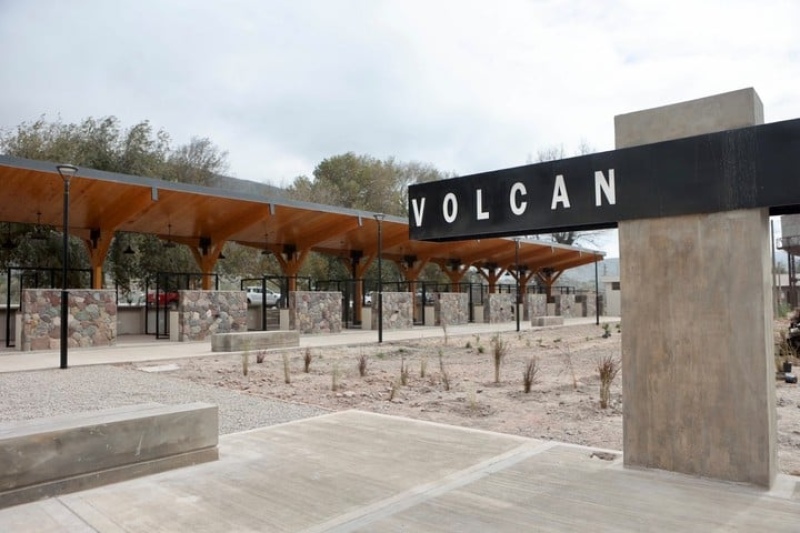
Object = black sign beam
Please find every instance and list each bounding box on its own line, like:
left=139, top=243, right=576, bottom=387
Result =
left=408, top=118, right=800, bottom=241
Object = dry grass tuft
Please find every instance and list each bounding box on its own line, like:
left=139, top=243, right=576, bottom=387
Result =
left=523, top=356, right=540, bottom=394
left=597, top=354, right=621, bottom=409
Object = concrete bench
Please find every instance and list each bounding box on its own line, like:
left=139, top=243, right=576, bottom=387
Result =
left=532, top=316, right=564, bottom=326
left=211, top=330, right=300, bottom=352
left=0, top=402, right=218, bottom=509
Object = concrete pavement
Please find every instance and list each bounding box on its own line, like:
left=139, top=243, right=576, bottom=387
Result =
left=0, top=410, right=798, bottom=532
left=7, top=317, right=794, bottom=531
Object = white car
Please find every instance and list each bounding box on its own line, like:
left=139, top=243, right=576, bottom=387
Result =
left=245, top=287, right=281, bottom=307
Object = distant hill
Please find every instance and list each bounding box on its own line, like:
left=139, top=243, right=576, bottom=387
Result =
left=560, top=258, right=619, bottom=287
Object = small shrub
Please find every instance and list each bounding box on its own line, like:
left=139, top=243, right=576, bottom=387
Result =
left=256, top=350, right=266, bottom=364
left=331, top=362, right=340, bottom=392
left=467, top=385, right=478, bottom=412
left=420, top=356, right=428, bottom=378
left=438, top=349, right=451, bottom=391
left=282, top=353, right=291, bottom=384
left=465, top=341, right=472, bottom=349
left=597, top=355, right=621, bottom=409
left=558, top=343, right=577, bottom=389
left=388, top=380, right=399, bottom=401
left=358, top=352, right=369, bottom=377
left=400, top=356, right=409, bottom=386
left=553, top=338, right=562, bottom=343
left=304, top=348, right=312, bottom=373
left=241, top=351, right=249, bottom=377
left=523, top=356, right=539, bottom=393
left=491, top=334, right=508, bottom=384
left=601, top=323, right=611, bottom=339
left=441, top=319, right=449, bottom=346
left=477, top=345, right=485, bottom=354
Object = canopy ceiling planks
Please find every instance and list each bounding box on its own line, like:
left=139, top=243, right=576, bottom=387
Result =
left=0, top=155, right=604, bottom=285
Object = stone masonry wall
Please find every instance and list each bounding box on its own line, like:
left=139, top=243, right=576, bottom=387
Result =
left=576, top=293, right=598, bottom=317
left=20, top=289, right=117, bottom=351
left=436, top=293, right=469, bottom=326
left=528, top=294, right=548, bottom=318
left=485, top=293, right=515, bottom=323
left=554, top=294, right=577, bottom=318
left=290, top=292, right=342, bottom=334
left=371, top=292, right=413, bottom=330
left=179, top=291, right=247, bottom=342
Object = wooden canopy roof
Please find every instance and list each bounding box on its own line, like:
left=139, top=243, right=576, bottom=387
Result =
left=0, top=155, right=604, bottom=281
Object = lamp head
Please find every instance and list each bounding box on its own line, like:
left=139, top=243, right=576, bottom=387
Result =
left=56, top=164, right=78, bottom=182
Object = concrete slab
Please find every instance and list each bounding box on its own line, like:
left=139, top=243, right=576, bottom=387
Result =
left=0, top=411, right=797, bottom=532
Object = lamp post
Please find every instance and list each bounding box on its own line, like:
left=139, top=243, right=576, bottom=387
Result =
left=514, top=238, right=521, bottom=332
left=56, top=164, right=78, bottom=369
left=374, top=213, right=385, bottom=343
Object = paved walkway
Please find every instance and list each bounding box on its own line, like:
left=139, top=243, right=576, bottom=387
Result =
left=1, top=410, right=798, bottom=532
left=8, top=317, right=795, bottom=531
left=0, top=317, right=614, bottom=374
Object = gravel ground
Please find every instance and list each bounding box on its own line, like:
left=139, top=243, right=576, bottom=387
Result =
left=0, top=365, right=328, bottom=434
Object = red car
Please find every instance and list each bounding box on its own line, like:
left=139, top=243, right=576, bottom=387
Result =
left=146, top=291, right=180, bottom=307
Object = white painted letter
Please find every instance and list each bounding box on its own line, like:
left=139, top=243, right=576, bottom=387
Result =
left=476, top=189, right=489, bottom=220
left=443, top=193, right=458, bottom=223
left=510, top=182, right=527, bottom=215
left=411, top=197, right=426, bottom=227
left=550, top=174, right=571, bottom=209
left=594, top=169, right=616, bottom=206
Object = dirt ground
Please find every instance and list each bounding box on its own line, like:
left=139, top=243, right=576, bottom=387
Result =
left=130, top=321, right=800, bottom=476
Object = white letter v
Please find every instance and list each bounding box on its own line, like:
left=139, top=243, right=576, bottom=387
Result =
left=412, top=197, right=426, bottom=227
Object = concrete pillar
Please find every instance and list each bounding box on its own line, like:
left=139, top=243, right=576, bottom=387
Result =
left=617, top=88, right=776, bottom=487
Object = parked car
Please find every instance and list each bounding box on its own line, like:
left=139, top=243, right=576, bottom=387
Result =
left=146, top=290, right=179, bottom=308
left=245, top=287, right=280, bottom=307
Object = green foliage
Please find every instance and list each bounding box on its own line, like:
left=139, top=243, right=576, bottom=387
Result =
left=286, top=153, right=449, bottom=217
left=0, top=115, right=230, bottom=287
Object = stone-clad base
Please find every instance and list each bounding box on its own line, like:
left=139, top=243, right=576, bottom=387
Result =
left=179, top=291, right=247, bottom=342
left=20, top=289, right=117, bottom=351
left=290, top=292, right=342, bottom=334
left=485, top=294, right=515, bottom=323
left=436, top=293, right=469, bottom=325
left=371, top=292, right=413, bottom=330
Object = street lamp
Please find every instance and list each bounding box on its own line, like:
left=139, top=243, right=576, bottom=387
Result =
left=56, top=164, right=78, bottom=369
left=514, top=238, right=521, bottom=333
left=374, top=213, right=385, bottom=343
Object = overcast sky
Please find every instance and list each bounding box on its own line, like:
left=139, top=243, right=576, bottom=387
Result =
left=1, top=1, right=799, bottom=257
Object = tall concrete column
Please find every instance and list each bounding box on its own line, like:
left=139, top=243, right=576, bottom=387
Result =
left=617, top=88, right=776, bottom=487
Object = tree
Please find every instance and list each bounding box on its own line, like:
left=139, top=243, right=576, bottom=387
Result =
left=530, top=141, right=608, bottom=248
left=286, top=153, right=453, bottom=285
left=166, top=136, right=229, bottom=186
left=0, top=115, right=230, bottom=288
left=287, top=152, right=452, bottom=216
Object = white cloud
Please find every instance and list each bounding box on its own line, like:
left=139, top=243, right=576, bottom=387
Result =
left=1, top=0, right=798, bottom=193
